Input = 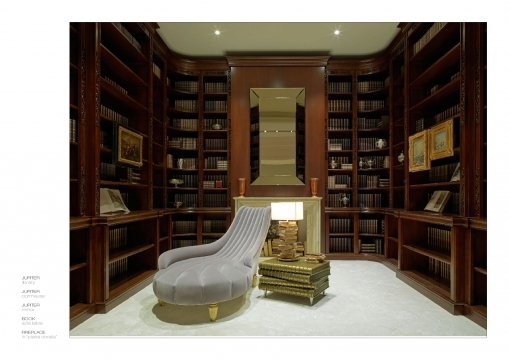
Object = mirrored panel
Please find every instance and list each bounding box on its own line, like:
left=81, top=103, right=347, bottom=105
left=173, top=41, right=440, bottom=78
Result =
left=250, top=88, right=305, bottom=185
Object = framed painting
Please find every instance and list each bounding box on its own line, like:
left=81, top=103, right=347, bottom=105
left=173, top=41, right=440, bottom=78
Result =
left=429, top=118, right=454, bottom=160
left=116, top=126, right=143, bottom=167
left=424, top=190, right=451, bottom=213
left=408, top=129, right=430, bottom=172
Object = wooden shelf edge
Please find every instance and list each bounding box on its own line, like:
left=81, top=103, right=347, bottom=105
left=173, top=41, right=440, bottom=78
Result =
left=99, top=271, right=156, bottom=313
left=396, top=269, right=462, bottom=315
left=403, top=244, right=451, bottom=264
left=70, top=303, right=95, bottom=330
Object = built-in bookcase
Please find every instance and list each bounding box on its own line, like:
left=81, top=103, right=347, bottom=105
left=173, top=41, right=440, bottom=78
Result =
left=407, top=22, right=462, bottom=215
left=389, top=48, right=406, bottom=209
left=151, top=48, right=167, bottom=209
left=99, top=22, right=151, bottom=212
left=166, top=72, right=230, bottom=210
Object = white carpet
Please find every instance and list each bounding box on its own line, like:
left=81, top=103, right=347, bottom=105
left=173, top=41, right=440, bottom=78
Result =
left=70, top=260, right=486, bottom=337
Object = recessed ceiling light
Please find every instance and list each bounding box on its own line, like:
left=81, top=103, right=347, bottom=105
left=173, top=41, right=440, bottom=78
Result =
left=214, top=29, right=221, bottom=36
left=334, top=29, right=341, bottom=36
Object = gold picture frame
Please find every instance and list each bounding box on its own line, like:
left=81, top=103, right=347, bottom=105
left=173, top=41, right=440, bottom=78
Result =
left=408, top=130, right=430, bottom=172
left=429, top=118, right=454, bottom=160
left=117, top=126, right=143, bottom=167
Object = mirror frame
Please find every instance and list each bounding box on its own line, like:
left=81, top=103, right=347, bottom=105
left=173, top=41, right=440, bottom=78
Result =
left=249, top=88, right=305, bottom=185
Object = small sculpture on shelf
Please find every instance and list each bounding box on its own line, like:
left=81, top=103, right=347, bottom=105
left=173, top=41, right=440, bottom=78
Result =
left=367, top=159, right=374, bottom=169
left=169, top=178, right=184, bottom=187
left=359, top=159, right=364, bottom=169
left=173, top=201, right=183, bottom=208
left=398, top=151, right=405, bottom=164
left=177, top=158, right=184, bottom=169
left=330, top=159, right=338, bottom=169
left=375, top=138, right=387, bottom=149
left=212, top=122, right=223, bottom=130
left=341, top=194, right=350, bottom=207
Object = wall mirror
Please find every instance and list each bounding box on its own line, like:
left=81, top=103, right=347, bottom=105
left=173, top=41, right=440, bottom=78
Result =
left=250, top=88, right=305, bottom=185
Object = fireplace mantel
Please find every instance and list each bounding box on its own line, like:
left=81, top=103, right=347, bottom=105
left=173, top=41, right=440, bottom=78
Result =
left=233, top=197, right=322, bottom=254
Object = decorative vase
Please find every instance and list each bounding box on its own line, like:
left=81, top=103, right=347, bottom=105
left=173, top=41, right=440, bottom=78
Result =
left=375, top=138, right=387, bottom=149
left=330, top=159, right=338, bottom=169
left=310, top=178, right=319, bottom=197
left=238, top=178, right=246, bottom=197
left=359, top=159, right=364, bottom=169
left=398, top=151, right=405, bottom=164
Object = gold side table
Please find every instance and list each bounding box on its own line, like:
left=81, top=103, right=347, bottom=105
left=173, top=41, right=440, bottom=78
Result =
left=258, top=257, right=330, bottom=305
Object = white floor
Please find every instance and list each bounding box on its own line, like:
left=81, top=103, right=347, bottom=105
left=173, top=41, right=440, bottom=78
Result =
left=70, top=260, right=486, bottom=337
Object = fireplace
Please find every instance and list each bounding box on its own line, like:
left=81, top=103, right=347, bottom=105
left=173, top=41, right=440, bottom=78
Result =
left=233, top=197, right=322, bottom=254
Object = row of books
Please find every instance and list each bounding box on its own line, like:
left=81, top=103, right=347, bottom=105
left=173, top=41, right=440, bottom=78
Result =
left=359, top=219, right=385, bottom=234
left=357, top=79, right=388, bottom=93
left=203, top=220, right=228, bottom=233
left=358, top=116, right=388, bottom=130
left=167, top=137, right=197, bottom=150
left=427, top=226, right=451, bottom=253
left=358, top=175, right=385, bottom=188
left=173, top=239, right=198, bottom=248
left=328, top=193, right=351, bottom=208
left=328, top=81, right=352, bottom=93
left=169, top=174, right=198, bottom=188
left=328, top=99, right=351, bottom=112
left=358, top=155, right=390, bottom=169
left=329, top=218, right=352, bottom=233
left=100, top=104, right=129, bottom=126
left=358, top=193, right=384, bottom=208
left=100, top=162, right=117, bottom=180
left=328, top=118, right=351, bottom=130
left=413, top=22, right=447, bottom=56
left=329, top=156, right=351, bottom=166
left=167, top=155, right=197, bottom=170
left=109, top=258, right=129, bottom=281
left=108, top=226, right=128, bottom=250
left=328, top=175, right=351, bottom=189
left=70, top=118, right=78, bottom=143
left=358, top=138, right=387, bottom=151
left=415, top=105, right=460, bottom=133
left=329, top=237, right=353, bottom=253
left=112, top=23, right=143, bottom=53
left=203, top=194, right=228, bottom=207
left=204, top=138, right=227, bottom=151
left=328, top=138, right=351, bottom=151
left=173, top=80, right=198, bottom=93
left=360, top=238, right=384, bottom=254
left=173, top=193, right=198, bottom=207
left=204, top=174, right=228, bottom=185
left=205, top=157, right=228, bottom=170
left=203, top=180, right=220, bottom=189
left=429, top=162, right=460, bottom=183
left=126, top=168, right=141, bottom=184
left=173, top=220, right=197, bottom=233
left=204, top=100, right=227, bottom=112
left=204, top=82, right=227, bottom=93
left=173, top=99, right=198, bottom=112
left=168, top=118, right=198, bottom=131
left=357, top=100, right=385, bottom=112
left=103, top=75, right=128, bottom=95
left=428, top=258, right=450, bottom=282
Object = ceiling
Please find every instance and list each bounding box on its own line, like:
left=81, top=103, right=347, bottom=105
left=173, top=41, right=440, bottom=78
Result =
left=156, top=22, right=401, bottom=58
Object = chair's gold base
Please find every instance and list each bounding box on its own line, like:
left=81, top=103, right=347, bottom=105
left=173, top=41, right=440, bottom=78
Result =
left=157, top=299, right=218, bottom=321
left=252, top=274, right=258, bottom=288
left=208, top=303, right=218, bottom=321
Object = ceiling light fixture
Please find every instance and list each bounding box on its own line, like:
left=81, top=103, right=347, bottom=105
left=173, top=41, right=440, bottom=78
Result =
left=334, top=29, right=341, bottom=36
left=214, top=29, right=221, bottom=36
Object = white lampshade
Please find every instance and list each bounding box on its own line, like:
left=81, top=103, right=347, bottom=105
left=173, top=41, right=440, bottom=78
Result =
left=271, top=202, right=304, bottom=221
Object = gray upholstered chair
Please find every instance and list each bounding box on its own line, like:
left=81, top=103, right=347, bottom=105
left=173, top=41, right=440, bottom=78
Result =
left=153, top=206, right=271, bottom=321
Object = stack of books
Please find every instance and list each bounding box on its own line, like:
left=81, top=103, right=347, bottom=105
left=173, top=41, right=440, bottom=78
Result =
left=258, top=258, right=330, bottom=304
